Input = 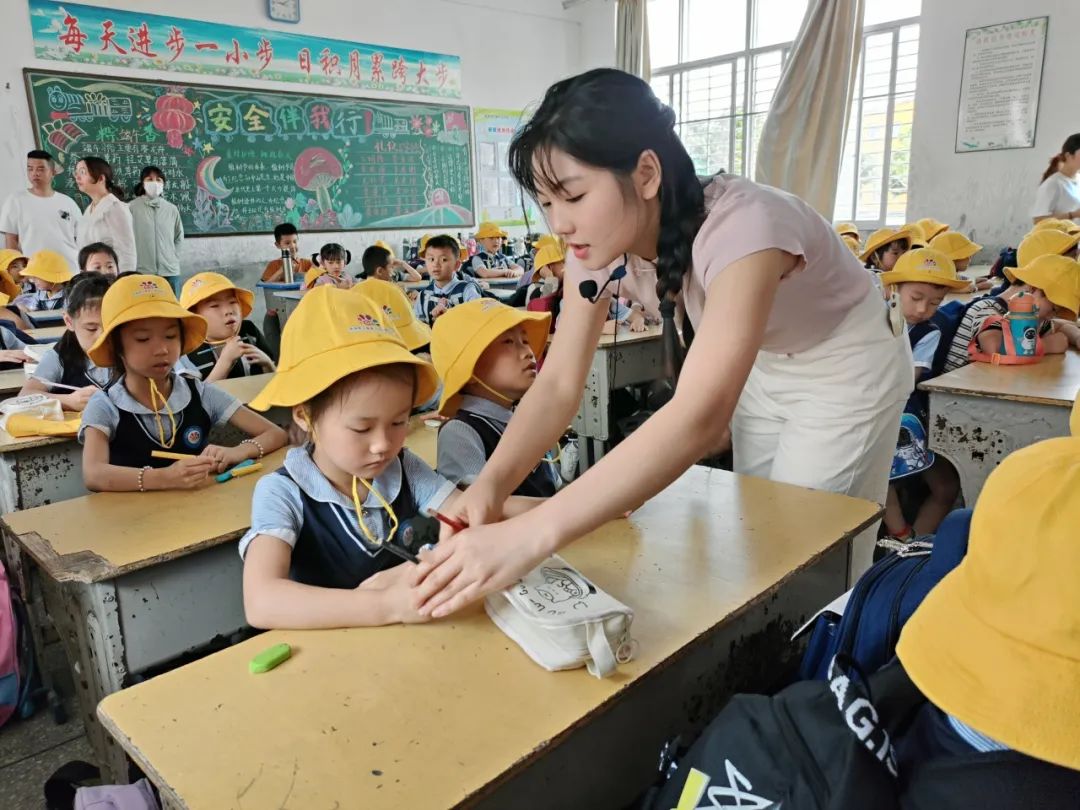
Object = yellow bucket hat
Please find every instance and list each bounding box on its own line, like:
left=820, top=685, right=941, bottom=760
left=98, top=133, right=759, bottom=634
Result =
left=352, top=278, right=431, bottom=351
left=417, top=234, right=433, bottom=254
left=860, top=227, right=914, bottom=262
left=901, top=222, right=927, bottom=242
left=897, top=436, right=1080, bottom=770
left=303, top=265, right=327, bottom=289
left=0, top=292, right=9, bottom=307
left=834, top=222, right=859, bottom=239
left=916, top=217, right=949, bottom=241
left=430, top=299, right=551, bottom=417
left=0, top=249, right=27, bottom=277
left=879, top=248, right=969, bottom=290
left=180, top=272, right=254, bottom=318
left=475, top=221, right=508, bottom=240
left=249, top=285, right=437, bottom=411
left=534, top=244, right=566, bottom=272
left=88, top=274, right=208, bottom=367
left=1016, top=229, right=1080, bottom=268
left=928, top=231, right=982, bottom=261
left=1011, top=254, right=1080, bottom=318
left=1031, top=217, right=1080, bottom=235
left=21, top=250, right=73, bottom=284
left=373, top=239, right=395, bottom=258
left=532, top=234, right=562, bottom=251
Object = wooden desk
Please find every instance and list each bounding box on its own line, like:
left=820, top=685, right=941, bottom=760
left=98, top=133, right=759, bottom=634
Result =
left=0, top=373, right=280, bottom=513
left=922, top=351, right=1080, bottom=502
left=27, top=325, right=66, bottom=342
left=0, top=369, right=26, bottom=398
left=572, top=324, right=664, bottom=470
left=97, top=466, right=880, bottom=809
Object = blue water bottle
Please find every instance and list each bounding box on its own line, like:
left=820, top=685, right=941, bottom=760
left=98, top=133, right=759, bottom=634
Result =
left=1006, top=293, right=1039, bottom=357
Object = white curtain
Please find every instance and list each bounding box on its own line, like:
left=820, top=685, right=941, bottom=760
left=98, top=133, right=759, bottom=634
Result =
left=616, top=0, right=651, bottom=81
left=754, top=0, right=864, bottom=217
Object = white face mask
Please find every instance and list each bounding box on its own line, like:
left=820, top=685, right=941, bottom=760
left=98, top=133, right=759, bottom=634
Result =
left=143, top=180, right=164, bottom=198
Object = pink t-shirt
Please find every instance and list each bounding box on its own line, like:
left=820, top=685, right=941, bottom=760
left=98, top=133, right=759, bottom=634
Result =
left=565, top=175, right=871, bottom=354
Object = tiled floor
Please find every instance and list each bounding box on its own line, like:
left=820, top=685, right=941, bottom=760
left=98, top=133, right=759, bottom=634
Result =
left=0, top=711, right=94, bottom=810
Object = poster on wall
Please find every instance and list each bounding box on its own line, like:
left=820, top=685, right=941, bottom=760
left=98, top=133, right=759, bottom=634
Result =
left=27, top=0, right=462, bottom=99
left=473, top=108, right=541, bottom=227
left=955, top=16, right=1047, bottom=153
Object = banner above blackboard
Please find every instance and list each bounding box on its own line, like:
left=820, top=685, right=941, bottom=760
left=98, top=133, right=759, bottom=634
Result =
left=28, top=0, right=462, bottom=99
left=25, top=70, right=475, bottom=236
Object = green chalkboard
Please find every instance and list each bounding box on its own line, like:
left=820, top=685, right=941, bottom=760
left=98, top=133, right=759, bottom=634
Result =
left=24, top=69, right=475, bottom=236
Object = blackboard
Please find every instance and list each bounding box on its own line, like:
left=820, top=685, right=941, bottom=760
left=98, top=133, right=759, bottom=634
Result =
left=24, top=69, right=475, bottom=236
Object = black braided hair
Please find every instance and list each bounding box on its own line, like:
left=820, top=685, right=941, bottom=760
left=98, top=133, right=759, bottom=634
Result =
left=508, top=69, right=704, bottom=378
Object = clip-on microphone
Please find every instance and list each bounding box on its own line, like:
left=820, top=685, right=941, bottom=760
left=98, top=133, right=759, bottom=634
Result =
left=578, top=259, right=628, bottom=303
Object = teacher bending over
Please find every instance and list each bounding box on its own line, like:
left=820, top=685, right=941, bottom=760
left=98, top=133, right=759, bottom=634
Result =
left=1031, top=133, right=1080, bottom=225
left=413, top=69, right=910, bottom=617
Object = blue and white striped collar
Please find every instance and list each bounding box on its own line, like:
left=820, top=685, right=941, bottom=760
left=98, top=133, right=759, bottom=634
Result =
left=947, top=714, right=1009, bottom=753
left=282, top=445, right=402, bottom=510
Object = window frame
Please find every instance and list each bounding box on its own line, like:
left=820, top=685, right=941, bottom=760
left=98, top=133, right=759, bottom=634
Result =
left=649, top=0, right=920, bottom=228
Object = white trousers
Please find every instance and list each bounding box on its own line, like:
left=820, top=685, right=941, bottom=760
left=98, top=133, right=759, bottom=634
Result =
left=732, top=285, right=911, bottom=580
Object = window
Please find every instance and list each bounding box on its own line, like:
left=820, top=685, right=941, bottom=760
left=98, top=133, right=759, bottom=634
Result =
left=648, top=0, right=921, bottom=228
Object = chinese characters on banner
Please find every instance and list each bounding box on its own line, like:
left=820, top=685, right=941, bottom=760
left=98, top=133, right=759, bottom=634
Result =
left=29, top=0, right=463, bottom=99
left=472, top=109, right=540, bottom=227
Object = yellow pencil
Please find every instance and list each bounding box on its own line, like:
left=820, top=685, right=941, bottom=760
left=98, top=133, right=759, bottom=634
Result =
left=228, top=463, right=263, bottom=479
left=150, top=450, right=192, bottom=461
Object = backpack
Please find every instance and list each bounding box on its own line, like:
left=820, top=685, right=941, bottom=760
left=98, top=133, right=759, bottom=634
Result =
left=798, top=509, right=971, bottom=682
left=0, top=559, right=34, bottom=728
left=645, top=660, right=1080, bottom=810
left=926, top=299, right=982, bottom=377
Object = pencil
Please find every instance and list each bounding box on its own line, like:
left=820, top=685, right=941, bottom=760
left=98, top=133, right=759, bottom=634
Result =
left=434, top=512, right=467, bottom=532
left=150, top=450, right=192, bottom=461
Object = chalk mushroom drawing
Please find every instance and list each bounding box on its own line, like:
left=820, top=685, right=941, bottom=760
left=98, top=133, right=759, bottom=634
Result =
left=294, top=147, right=343, bottom=216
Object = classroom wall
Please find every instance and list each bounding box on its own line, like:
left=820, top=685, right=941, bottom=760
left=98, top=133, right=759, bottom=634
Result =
left=907, top=0, right=1080, bottom=256
left=0, top=0, right=616, bottom=284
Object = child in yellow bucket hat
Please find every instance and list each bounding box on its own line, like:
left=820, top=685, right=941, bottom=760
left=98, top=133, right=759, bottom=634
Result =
left=180, top=272, right=275, bottom=382
left=0, top=249, right=27, bottom=300
left=79, top=274, right=286, bottom=493
left=352, top=277, right=431, bottom=351
left=15, top=250, right=73, bottom=312
left=915, top=217, right=949, bottom=241
left=430, top=299, right=556, bottom=496
left=833, top=222, right=861, bottom=255
left=896, top=436, right=1080, bottom=779
left=928, top=231, right=991, bottom=293
left=413, top=234, right=483, bottom=326
left=861, top=227, right=914, bottom=271
left=1016, top=227, right=1080, bottom=268
left=361, top=242, right=422, bottom=284
left=469, top=221, right=523, bottom=279
left=240, top=286, right=539, bottom=629
left=878, top=249, right=966, bottom=541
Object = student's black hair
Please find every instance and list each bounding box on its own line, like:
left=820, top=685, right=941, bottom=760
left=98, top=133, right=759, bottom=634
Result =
left=273, top=223, right=299, bottom=242
left=362, top=245, right=392, bottom=276
left=508, top=68, right=704, bottom=372
left=77, top=241, right=119, bottom=272
left=55, top=273, right=112, bottom=375
left=27, top=149, right=55, bottom=162
left=305, top=365, right=418, bottom=428
left=424, top=234, right=460, bottom=255
left=312, top=243, right=351, bottom=267
left=864, top=239, right=907, bottom=270
left=133, top=165, right=166, bottom=197
left=1041, top=133, right=1080, bottom=184
left=109, top=319, right=186, bottom=373
left=78, top=156, right=126, bottom=201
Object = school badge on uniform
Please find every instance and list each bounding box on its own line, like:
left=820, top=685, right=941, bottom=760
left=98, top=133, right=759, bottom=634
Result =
left=182, top=425, right=204, bottom=449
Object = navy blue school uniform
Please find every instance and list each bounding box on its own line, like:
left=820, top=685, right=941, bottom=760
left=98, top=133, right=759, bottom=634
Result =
left=467, top=250, right=514, bottom=276
left=184, top=320, right=274, bottom=380
left=239, top=445, right=455, bottom=589
left=411, top=274, right=482, bottom=326
left=78, top=372, right=240, bottom=468
left=437, top=395, right=558, bottom=497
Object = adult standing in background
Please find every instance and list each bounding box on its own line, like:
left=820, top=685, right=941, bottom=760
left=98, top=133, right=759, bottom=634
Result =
left=1031, top=134, right=1080, bottom=225
left=130, top=165, right=184, bottom=295
left=0, top=149, right=82, bottom=271
left=75, top=156, right=136, bottom=273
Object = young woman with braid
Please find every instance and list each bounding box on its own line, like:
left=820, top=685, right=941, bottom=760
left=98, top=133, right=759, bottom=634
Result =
left=410, top=69, right=911, bottom=617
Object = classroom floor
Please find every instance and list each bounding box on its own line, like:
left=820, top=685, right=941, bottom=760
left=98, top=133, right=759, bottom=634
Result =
left=0, top=711, right=92, bottom=809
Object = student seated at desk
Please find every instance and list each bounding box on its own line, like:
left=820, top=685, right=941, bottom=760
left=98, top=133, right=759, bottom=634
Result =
left=468, top=222, right=524, bottom=279
left=878, top=249, right=966, bottom=541
left=943, top=256, right=1080, bottom=372
left=360, top=243, right=423, bottom=283
left=0, top=298, right=33, bottom=370
left=861, top=227, right=913, bottom=273
left=20, top=272, right=111, bottom=409
left=239, top=287, right=538, bottom=629
left=14, top=249, right=72, bottom=313
left=412, top=235, right=482, bottom=326
left=180, top=272, right=275, bottom=382
left=432, top=300, right=558, bottom=496
left=929, top=232, right=993, bottom=292
left=261, top=223, right=313, bottom=283
left=0, top=249, right=29, bottom=329
left=79, top=275, right=286, bottom=492
left=304, top=243, right=354, bottom=290
left=78, top=241, right=119, bottom=277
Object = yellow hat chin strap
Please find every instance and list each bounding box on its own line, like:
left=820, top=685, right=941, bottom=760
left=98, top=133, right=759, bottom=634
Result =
left=351, top=475, right=399, bottom=547
left=469, top=376, right=515, bottom=405
left=147, top=377, right=177, bottom=449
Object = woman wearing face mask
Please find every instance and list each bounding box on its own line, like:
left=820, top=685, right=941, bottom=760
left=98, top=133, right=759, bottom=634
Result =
left=130, top=166, right=184, bottom=295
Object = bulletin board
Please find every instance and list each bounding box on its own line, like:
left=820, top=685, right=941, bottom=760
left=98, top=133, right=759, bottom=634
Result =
left=473, top=108, right=541, bottom=227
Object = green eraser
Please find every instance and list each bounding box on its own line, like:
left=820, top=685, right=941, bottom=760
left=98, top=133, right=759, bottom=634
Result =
left=249, top=642, right=291, bottom=674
